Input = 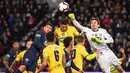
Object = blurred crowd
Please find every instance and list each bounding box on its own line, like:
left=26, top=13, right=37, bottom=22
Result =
left=0, top=0, right=49, bottom=55
left=0, top=0, right=130, bottom=72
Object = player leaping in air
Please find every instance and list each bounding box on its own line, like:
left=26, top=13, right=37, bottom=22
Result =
left=68, top=13, right=125, bottom=73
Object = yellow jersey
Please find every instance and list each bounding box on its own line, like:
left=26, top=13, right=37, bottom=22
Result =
left=71, top=44, right=97, bottom=73
left=15, top=50, right=41, bottom=73
left=15, top=50, right=27, bottom=73
left=110, top=58, right=123, bottom=73
left=43, top=44, right=65, bottom=73
left=54, top=26, right=79, bottom=48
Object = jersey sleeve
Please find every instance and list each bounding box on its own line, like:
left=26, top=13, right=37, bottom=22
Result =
left=102, top=29, right=114, bottom=44
left=43, top=48, right=49, bottom=58
left=80, top=46, right=89, bottom=58
left=37, top=57, right=42, bottom=64
left=15, top=52, right=22, bottom=62
left=72, top=20, right=89, bottom=32
left=72, top=27, right=79, bottom=36
left=80, top=46, right=97, bottom=61
left=85, top=53, right=97, bottom=61
left=119, top=58, right=123, bottom=62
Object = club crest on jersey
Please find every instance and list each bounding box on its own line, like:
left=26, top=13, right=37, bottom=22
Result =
left=25, top=58, right=29, bottom=63
left=36, top=34, right=41, bottom=37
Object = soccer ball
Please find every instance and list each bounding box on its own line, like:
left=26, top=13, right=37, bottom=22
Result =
left=58, top=2, right=69, bottom=12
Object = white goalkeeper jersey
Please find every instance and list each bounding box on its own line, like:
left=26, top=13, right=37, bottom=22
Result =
left=72, top=20, right=114, bottom=52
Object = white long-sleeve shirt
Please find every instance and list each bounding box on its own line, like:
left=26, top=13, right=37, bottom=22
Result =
left=73, top=20, right=114, bottom=52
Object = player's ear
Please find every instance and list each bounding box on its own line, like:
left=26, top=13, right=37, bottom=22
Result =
left=60, top=24, right=62, bottom=27
left=98, top=24, right=100, bottom=27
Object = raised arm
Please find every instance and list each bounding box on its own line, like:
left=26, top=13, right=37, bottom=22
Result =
left=3, top=54, right=10, bottom=70
left=119, top=48, right=126, bottom=61
left=68, top=13, right=85, bottom=31
left=9, top=60, right=18, bottom=72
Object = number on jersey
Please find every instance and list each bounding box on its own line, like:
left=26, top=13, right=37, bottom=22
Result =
left=54, top=50, right=59, bottom=61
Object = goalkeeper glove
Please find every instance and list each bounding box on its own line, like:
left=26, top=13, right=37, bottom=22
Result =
left=91, top=36, right=103, bottom=43
left=68, top=13, right=75, bottom=21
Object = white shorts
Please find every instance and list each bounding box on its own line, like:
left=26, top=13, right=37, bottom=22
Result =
left=96, top=49, right=121, bottom=73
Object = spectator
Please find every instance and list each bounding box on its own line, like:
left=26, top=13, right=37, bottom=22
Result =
left=8, top=13, right=15, bottom=31
left=3, top=40, right=20, bottom=73
left=28, top=15, right=35, bottom=29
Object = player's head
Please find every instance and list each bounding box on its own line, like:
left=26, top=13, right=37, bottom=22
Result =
left=76, top=35, right=85, bottom=44
left=46, top=32, right=55, bottom=42
left=12, top=40, right=19, bottom=50
left=42, top=22, right=52, bottom=33
left=89, top=17, right=100, bottom=32
left=60, top=19, right=69, bottom=32
left=63, top=36, right=73, bottom=48
left=26, top=41, right=33, bottom=49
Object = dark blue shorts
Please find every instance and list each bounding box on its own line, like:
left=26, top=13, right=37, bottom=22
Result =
left=21, top=49, right=37, bottom=72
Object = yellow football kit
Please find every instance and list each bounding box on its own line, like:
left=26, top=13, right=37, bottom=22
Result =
left=110, top=58, right=123, bottom=73
left=43, top=44, right=65, bottom=73
left=71, top=44, right=97, bottom=73
left=54, top=26, right=79, bottom=48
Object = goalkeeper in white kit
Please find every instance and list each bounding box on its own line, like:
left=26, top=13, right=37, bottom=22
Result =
left=68, top=13, right=125, bottom=73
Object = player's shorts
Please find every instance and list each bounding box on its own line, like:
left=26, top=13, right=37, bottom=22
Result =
left=96, top=49, right=121, bottom=73
left=21, top=49, right=37, bottom=72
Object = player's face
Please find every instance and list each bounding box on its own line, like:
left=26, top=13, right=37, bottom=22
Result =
left=90, top=20, right=99, bottom=31
left=12, top=42, right=19, bottom=50
left=26, top=41, right=33, bottom=49
left=44, top=25, right=52, bottom=33
left=60, top=24, right=68, bottom=32
left=70, top=40, right=73, bottom=48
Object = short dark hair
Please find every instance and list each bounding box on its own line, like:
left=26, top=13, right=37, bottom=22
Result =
left=46, top=32, right=55, bottom=42
left=60, top=19, right=68, bottom=25
left=41, top=22, right=53, bottom=27
left=12, top=40, right=19, bottom=44
left=63, top=36, right=72, bottom=48
left=76, top=35, right=85, bottom=43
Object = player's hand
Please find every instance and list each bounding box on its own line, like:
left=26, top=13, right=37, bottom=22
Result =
left=68, top=13, right=75, bottom=21
left=91, top=36, right=103, bottom=43
left=79, top=69, right=84, bottom=73
left=35, top=70, right=40, bottom=73
left=95, top=50, right=100, bottom=54
left=120, top=48, right=125, bottom=53
left=9, top=68, right=14, bottom=73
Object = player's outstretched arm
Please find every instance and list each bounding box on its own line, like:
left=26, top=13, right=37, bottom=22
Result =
left=3, top=55, right=10, bottom=70
left=120, top=48, right=126, bottom=61
left=9, top=60, right=18, bottom=73
left=85, top=50, right=100, bottom=61
left=68, top=13, right=85, bottom=31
